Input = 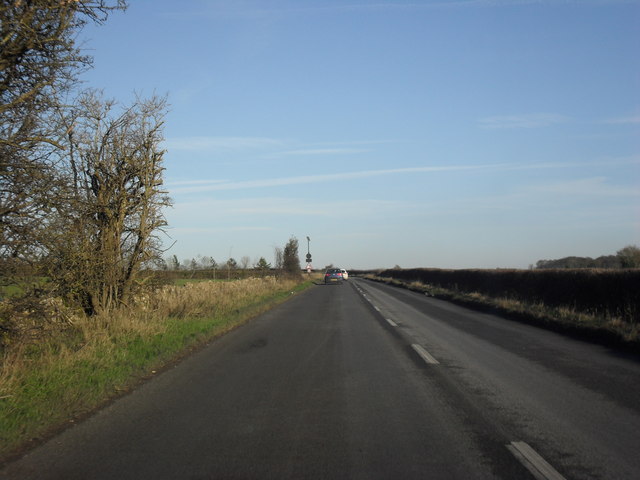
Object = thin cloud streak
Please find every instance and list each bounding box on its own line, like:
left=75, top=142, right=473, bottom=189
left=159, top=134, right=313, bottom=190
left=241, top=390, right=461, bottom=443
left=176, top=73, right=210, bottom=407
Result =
left=164, top=136, right=283, bottom=152
left=523, top=177, right=640, bottom=197
left=277, top=148, right=371, bottom=156
left=170, top=197, right=407, bottom=218
left=169, top=158, right=640, bottom=194
left=170, top=164, right=500, bottom=194
left=164, top=137, right=394, bottom=155
left=166, top=179, right=228, bottom=187
left=167, top=226, right=272, bottom=235
left=478, top=113, right=569, bottom=129
left=604, top=115, right=640, bottom=125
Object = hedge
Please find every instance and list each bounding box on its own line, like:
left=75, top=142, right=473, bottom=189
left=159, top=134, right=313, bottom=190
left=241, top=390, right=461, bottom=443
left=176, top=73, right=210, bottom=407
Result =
left=366, top=268, right=639, bottom=322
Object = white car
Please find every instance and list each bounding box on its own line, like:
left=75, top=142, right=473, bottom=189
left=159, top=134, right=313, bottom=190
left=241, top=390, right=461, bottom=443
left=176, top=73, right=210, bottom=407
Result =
left=340, top=269, right=349, bottom=280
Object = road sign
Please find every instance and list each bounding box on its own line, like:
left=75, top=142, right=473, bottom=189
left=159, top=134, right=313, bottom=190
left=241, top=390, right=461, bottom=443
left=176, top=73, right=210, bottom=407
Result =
left=306, top=253, right=312, bottom=260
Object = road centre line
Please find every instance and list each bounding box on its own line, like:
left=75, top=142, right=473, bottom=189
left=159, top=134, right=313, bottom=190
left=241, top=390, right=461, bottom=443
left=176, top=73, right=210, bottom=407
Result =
left=507, top=442, right=566, bottom=480
left=355, top=284, right=398, bottom=327
left=359, top=284, right=439, bottom=365
left=411, top=344, right=440, bottom=365
left=359, top=281, right=562, bottom=479
left=354, top=281, right=401, bottom=330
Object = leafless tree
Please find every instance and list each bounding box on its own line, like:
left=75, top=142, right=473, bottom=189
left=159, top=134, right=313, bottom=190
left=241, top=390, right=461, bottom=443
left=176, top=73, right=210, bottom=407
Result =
left=0, top=1, right=127, bottom=267
left=42, top=91, right=170, bottom=314
left=273, top=246, right=283, bottom=274
left=240, top=255, right=251, bottom=271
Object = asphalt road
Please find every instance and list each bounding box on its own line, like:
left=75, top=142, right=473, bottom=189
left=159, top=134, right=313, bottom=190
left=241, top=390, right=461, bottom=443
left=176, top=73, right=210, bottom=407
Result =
left=2, top=278, right=639, bottom=479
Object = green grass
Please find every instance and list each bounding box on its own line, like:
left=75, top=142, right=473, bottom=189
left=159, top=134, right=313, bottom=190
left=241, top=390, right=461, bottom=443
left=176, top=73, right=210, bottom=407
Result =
left=0, top=277, right=312, bottom=461
left=0, top=285, right=22, bottom=299
left=0, top=277, right=49, bottom=300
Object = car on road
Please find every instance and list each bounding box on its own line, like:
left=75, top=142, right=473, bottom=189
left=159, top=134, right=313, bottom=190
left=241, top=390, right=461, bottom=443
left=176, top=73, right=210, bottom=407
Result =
left=340, top=269, right=349, bottom=280
left=324, top=268, right=344, bottom=284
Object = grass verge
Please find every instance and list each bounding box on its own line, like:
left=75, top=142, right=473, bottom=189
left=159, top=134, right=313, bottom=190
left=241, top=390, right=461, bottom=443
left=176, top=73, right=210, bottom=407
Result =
left=362, top=274, right=640, bottom=351
left=0, top=276, right=311, bottom=463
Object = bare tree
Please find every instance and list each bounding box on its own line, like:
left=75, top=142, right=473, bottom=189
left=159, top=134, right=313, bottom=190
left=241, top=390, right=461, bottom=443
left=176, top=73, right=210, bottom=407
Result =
left=43, top=91, right=170, bottom=314
left=208, top=257, right=218, bottom=280
left=240, top=255, right=251, bottom=274
left=273, top=246, right=283, bottom=275
left=226, top=257, right=237, bottom=280
left=168, top=255, right=180, bottom=270
left=198, top=255, right=211, bottom=269
left=0, top=1, right=127, bottom=264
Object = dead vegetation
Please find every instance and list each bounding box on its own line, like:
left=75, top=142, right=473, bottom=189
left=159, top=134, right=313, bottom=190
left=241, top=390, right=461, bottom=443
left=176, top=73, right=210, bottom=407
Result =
left=0, top=276, right=306, bottom=459
left=361, top=271, right=639, bottom=350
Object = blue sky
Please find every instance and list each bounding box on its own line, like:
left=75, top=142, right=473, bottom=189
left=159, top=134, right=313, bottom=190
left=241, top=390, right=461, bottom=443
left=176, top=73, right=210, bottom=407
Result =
left=78, top=0, right=639, bottom=269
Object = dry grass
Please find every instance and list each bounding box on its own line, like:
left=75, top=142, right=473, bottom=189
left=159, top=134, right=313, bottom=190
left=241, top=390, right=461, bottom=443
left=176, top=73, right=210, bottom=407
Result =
left=0, top=276, right=307, bottom=460
left=363, top=274, right=639, bottom=348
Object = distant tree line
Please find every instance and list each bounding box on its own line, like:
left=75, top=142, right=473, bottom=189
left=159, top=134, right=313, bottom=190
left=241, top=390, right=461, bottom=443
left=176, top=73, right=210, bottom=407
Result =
left=535, top=245, right=640, bottom=269
left=157, top=254, right=270, bottom=280
left=158, top=236, right=302, bottom=280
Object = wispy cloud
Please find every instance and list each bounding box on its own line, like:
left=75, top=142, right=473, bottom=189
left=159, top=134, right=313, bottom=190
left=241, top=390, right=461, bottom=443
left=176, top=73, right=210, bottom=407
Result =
left=163, top=137, right=393, bottom=156
left=166, top=179, right=228, bottom=187
left=278, top=148, right=371, bottom=156
left=168, top=157, right=640, bottom=194
left=523, top=177, right=640, bottom=197
left=169, top=164, right=499, bottom=194
left=272, top=139, right=396, bottom=156
left=603, top=115, right=640, bottom=125
left=164, top=136, right=283, bottom=152
left=169, top=197, right=409, bottom=220
left=166, top=226, right=273, bottom=235
left=478, top=113, right=569, bottom=129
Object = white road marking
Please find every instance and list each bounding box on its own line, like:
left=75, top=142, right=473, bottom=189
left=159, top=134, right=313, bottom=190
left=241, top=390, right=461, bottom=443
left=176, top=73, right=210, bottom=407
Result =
left=507, top=441, right=566, bottom=480
left=411, top=344, right=440, bottom=365
left=356, top=286, right=396, bottom=326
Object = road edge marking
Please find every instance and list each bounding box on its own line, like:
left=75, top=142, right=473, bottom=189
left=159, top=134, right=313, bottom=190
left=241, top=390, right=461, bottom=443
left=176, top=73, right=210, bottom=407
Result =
left=411, top=344, right=440, bottom=365
left=506, top=441, right=566, bottom=480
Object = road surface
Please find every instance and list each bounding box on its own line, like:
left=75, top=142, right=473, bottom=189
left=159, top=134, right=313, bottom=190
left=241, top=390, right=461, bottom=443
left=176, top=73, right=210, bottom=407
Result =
left=2, top=277, right=639, bottom=479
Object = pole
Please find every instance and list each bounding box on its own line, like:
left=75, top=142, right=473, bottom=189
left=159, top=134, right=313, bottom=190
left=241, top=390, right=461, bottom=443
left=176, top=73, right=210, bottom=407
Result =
left=306, top=236, right=311, bottom=275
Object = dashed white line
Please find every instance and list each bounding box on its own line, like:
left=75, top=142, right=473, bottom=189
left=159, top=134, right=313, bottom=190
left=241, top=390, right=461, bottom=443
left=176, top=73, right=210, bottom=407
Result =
left=507, top=441, right=566, bottom=480
left=411, top=344, right=440, bottom=365
left=358, top=289, right=435, bottom=364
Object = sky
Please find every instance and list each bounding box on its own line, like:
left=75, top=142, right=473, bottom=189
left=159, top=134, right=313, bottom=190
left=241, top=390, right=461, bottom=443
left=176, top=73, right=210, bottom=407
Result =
left=78, top=0, right=639, bottom=270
